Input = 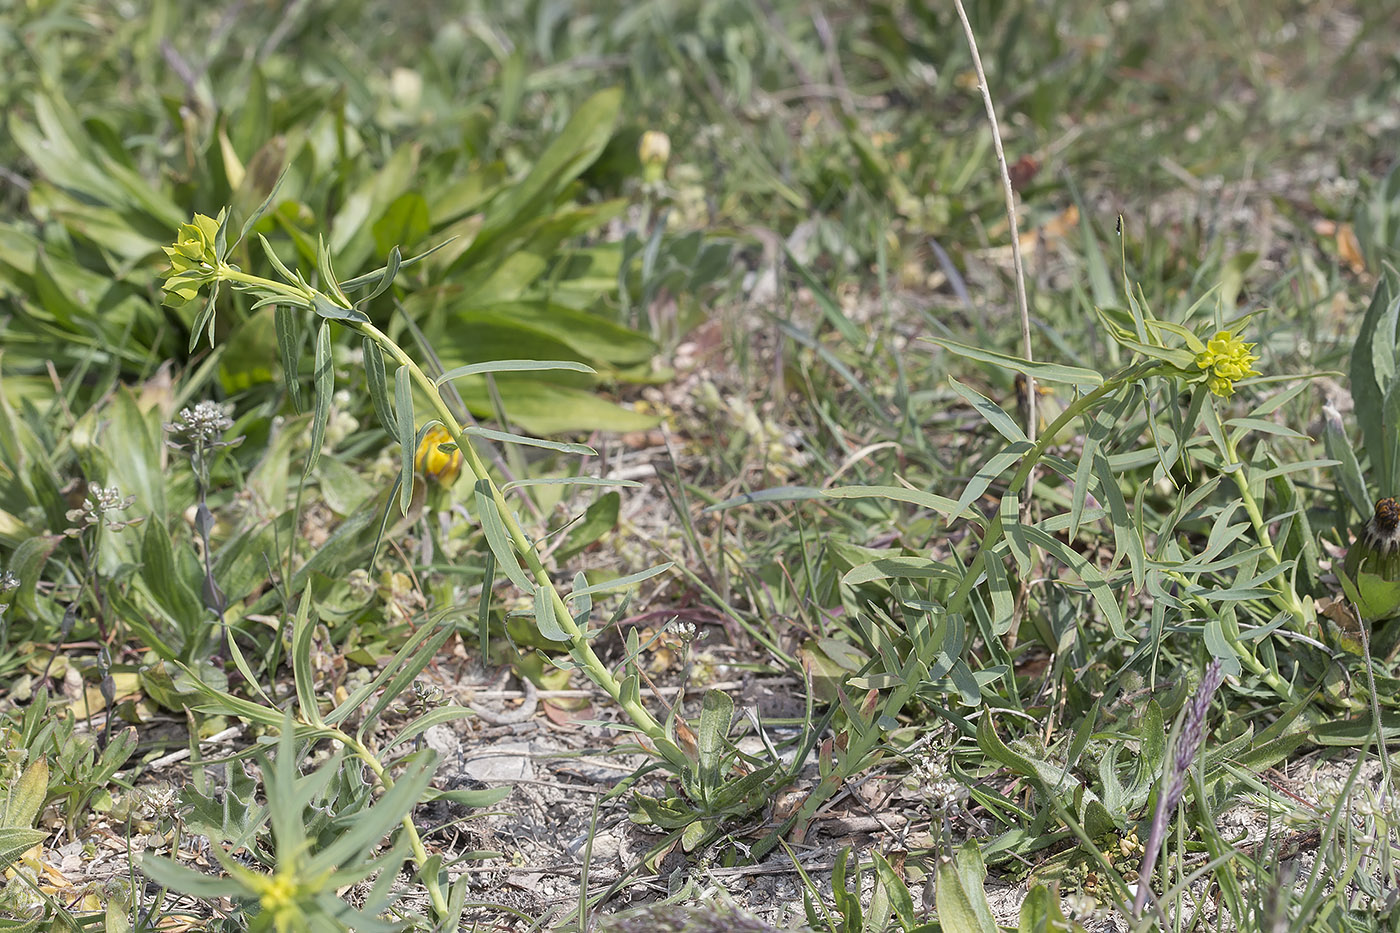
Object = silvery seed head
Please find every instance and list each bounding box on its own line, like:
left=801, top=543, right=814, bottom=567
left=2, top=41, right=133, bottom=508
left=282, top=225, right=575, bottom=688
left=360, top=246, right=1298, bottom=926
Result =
left=166, top=400, right=234, bottom=445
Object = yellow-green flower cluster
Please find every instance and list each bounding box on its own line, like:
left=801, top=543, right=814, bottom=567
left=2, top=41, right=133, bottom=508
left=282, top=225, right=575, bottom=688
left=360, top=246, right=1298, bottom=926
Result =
left=1194, top=330, right=1260, bottom=397
left=161, top=213, right=221, bottom=310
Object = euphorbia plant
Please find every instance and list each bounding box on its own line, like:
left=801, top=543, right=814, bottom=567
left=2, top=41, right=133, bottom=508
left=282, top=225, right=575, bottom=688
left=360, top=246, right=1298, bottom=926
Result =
left=164, top=203, right=686, bottom=761
left=157, top=201, right=703, bottom=918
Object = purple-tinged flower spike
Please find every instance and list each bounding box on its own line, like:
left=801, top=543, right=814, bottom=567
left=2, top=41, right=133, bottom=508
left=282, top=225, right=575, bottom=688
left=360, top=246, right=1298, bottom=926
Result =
left=1133, top=658, right=1225, bottom=918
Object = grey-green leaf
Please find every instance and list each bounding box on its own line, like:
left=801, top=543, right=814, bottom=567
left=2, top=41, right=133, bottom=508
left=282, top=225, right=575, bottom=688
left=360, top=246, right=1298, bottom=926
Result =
left=395, top=367, right=415, bottom=515
left=275, top=306, right=302, bottom=412
left=304, top=321, right=333, bottom=479
left=363, top=338, right=396, bottom=436
left=474, top=479, right=536, bottom=594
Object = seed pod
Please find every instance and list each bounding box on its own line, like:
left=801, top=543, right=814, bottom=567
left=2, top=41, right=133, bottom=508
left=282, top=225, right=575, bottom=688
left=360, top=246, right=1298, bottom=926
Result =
left=1341, top=497, right=1400, bottom=622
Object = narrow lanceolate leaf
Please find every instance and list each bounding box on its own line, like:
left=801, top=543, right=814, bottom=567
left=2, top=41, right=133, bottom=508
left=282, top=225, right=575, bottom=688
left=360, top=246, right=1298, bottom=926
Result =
left=478, top=550, right=496, bottom=658
left=311, top=292, right=370, bottom=324
left=1094, top=452, right=1145, bottom=588
left=570, top=570, right=592, bottom=628
left=474, top=479, right=535, bottom=594
left=705, top=486, right=825, bottom=512
left=1019, top=524, right=1129, bottom=640
left=1071, top=391, right=1129, bottom=541
left=953, top=444, right=1032, bottom=522
left=983, top=544, right=1015, bottom=636
left=502, top=476, right=642, bottom=491
left=291, top=593, right=323, bottom=727
left=533, top=588, right=571, bottom=643
left=926, top=337, right=1104, bottom=387
left=825, top=484, right=982, bottom=527
left=394, top=367, right=415, bottom=515
left=338, top=238, right=456, bottom=291
left=566, top=562, right=674, bottom=601
left=188, top=282, right=220, bottom=352
left=360, top=245, right=402, bottom=305
left=258, top=233, right=299, bottom=285
left=275, top=306, right=302, bottom=412
left=463, top=426, right=594, bottom=456
left=304, top=321, right=333, bottom=479
left=949, top=377, right=1027, bottom=444
left=436, top=359, right=597, bottom=383
left=363, top=338, right=396, bottom=436
left=1000, top=494, right=1032, bottom=576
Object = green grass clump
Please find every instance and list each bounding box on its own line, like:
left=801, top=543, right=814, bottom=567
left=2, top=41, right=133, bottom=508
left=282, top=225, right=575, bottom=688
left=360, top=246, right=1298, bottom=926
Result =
left=2, top=1, right=1400, bottom=931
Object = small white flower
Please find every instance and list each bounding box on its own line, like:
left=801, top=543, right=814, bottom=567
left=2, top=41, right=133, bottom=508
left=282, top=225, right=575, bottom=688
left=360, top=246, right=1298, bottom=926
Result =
left=166, top=400, right=234, bottom=443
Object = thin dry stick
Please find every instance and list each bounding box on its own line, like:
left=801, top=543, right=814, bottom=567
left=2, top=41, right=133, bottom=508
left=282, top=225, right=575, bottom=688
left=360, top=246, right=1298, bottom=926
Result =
left=951, top=1, right=1034, bottom=428
left=953, top=0, right=1038, bottom=638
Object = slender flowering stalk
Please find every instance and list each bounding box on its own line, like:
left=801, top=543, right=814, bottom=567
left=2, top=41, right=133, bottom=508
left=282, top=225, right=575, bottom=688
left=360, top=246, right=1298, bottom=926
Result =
left=166, top=401, right=242, bottom=657
left=1133, top=658, right=1225, bottom=917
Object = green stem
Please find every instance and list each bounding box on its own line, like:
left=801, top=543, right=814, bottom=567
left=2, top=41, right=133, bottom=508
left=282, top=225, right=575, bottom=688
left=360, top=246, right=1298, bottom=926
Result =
left=339, top=732, right=448, bottom=917
left=1218, top=419, right=1309, bottom=628
left=351, top=321, right=677, bottom=759
left=219, top=267, right=311, bottom=302
left=216, top=261, right=679, bottom=759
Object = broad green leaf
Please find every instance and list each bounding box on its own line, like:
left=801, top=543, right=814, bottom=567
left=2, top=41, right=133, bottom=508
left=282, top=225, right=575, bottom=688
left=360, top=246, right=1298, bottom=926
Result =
left=106, top=388, right=166, bottom=522
left=697, top=689, right=735, bottom=789
left=452, top=379, right=660, bottom=435
left=372, top=192, right=431, bottom=257
left=935, top=842, right=998, bottom=933
left=468, top=87, right=623, bottom=258
left=451, top=303, right=656, bottom=368
left=556, top=492, right=619, bottom=561
left=1349, top=269, right=1400, bottom=490
left=140, top=520, right=203, bottom=632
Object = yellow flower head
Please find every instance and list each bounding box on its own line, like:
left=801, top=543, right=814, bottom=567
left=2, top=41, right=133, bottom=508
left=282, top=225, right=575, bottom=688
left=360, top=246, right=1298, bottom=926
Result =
left=163, top=214, right=221, bottom=271
left=258, top=870, right=299, bottom=914
left=415, top=425, right=462, bottom=486
left=1194, top=330, right=1260, bottom=398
